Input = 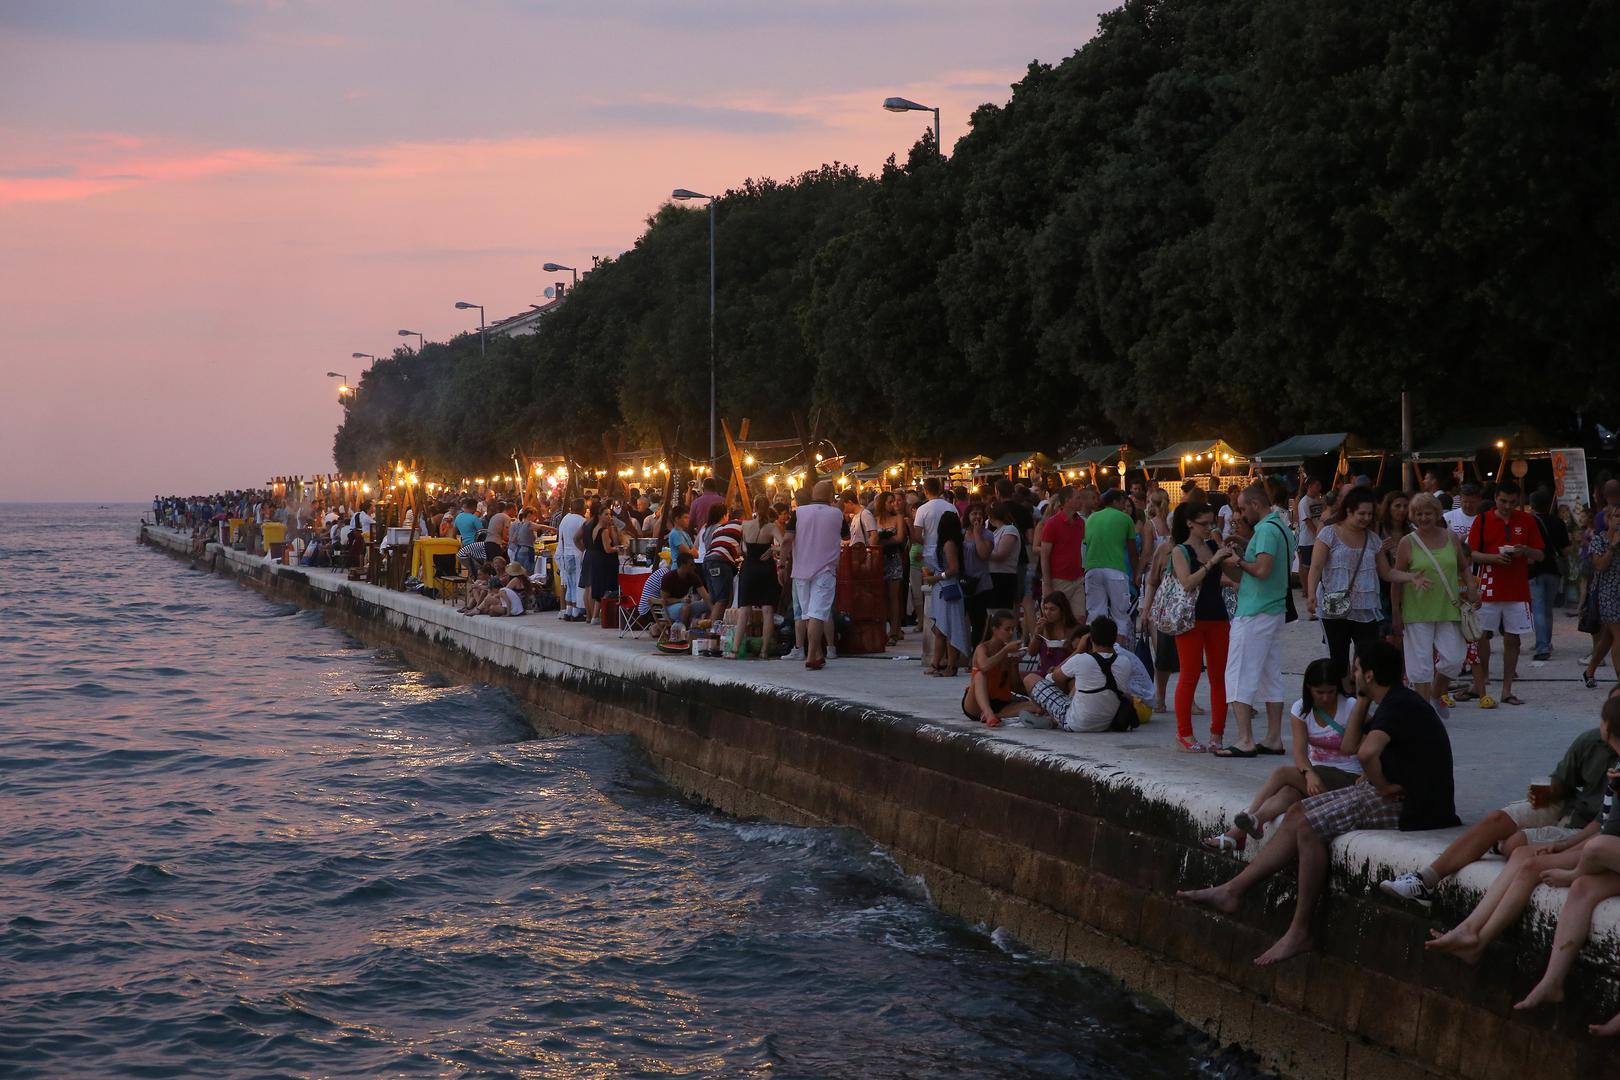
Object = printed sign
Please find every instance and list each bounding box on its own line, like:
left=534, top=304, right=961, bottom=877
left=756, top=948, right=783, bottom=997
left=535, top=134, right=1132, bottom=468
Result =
left=1550, top=448, right=1590, bottom=513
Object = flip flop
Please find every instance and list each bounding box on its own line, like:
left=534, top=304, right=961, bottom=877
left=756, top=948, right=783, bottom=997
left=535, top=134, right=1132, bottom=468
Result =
left=1256, top=745, right=1287, bottom=755
left=1233, top=811, right=1265, bottom=840
left=1211, top=746, right=1258, bottom=758
left=1501, top=694, right=1525, bottom=706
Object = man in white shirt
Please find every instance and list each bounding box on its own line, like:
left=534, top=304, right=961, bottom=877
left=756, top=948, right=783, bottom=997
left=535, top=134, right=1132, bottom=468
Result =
left=555, top=497, right=587, bottom=621
left=1443, top=482, right=1483, bottom=544
left=911, top=477, right=958, bottom=573
left=1295, top=477, right=1323, bottom=576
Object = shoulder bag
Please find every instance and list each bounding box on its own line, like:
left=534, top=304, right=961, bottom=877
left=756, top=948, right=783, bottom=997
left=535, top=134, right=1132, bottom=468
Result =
left=1149, top=544, right=1198, bottom=636
left=1411, top=530, right=1481, bottom=641
left=1320, top=528, right=1370, bottom=619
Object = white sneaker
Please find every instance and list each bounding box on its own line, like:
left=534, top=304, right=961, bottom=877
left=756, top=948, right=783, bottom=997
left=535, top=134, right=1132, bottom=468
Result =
left=1378, top=872, right=1436, bottom=909
left=827, top=647, right=838, bottom=660
left=781, top=647, right=805, bottom=662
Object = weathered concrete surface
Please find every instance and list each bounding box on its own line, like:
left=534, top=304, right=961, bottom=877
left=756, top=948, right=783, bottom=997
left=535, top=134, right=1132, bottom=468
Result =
left=139, top=526, right=1620, bottom=1079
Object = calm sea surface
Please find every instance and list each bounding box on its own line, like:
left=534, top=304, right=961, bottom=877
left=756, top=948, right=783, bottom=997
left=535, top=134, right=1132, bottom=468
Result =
left=1, top=504, right=1249, bottom=1078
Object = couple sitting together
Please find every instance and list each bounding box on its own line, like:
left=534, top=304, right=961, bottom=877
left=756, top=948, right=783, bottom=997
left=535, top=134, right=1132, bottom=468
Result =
left=962, top=612, right=1151, bottom=733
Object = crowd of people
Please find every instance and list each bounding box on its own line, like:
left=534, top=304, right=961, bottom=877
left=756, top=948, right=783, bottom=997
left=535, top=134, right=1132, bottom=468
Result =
left=154, top=465, right=1620, bottom=1031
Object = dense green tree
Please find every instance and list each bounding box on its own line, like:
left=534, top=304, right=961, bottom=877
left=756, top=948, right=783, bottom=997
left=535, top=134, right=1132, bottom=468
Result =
left=337, top=0, right=1620, bottom=478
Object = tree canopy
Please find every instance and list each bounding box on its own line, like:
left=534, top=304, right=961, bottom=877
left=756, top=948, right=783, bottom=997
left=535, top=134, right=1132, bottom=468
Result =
left=335, top=0, right=1619, bottom=478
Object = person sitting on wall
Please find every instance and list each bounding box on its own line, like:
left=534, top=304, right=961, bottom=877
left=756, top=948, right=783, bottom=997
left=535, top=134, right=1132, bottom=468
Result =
left=963, top=609, right=1042, bottom=728
left=467, top=563, right=530, bottom=617
left=458, top=555, right=508, bottom=614
left=1177, top=640, right=1459, bottom=966
left=1419, top=693, right=1620, bottom=967
left=1380, top=686, right=1620, bottom=909
left=1021, top=617, right=1150, bottom=733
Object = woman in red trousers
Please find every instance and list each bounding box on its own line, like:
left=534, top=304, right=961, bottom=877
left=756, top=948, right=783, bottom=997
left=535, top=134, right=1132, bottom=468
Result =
left=1168, top=502, right=1237, bottom=751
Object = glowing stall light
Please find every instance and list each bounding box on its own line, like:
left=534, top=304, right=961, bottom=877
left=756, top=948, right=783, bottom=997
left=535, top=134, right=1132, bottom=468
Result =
left=744, top=454, right=755, bottom=466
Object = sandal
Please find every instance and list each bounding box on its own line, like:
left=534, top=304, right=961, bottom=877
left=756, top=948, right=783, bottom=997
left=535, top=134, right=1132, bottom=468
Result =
left=1501, top=694, right=1525, bottom=706
left=1477, top=694, right=1497, bottom=710
left=1256, top=744, right=1287, bottom=755
left=1201, top=833, right=1245, bottom=855
left=1176, top=736, right=1206, bottom=753
left=1233, top=812, right=1265, bottom=841
left=1451, top=688, right=1475, bottom=702
left=1211, top=745, right=1258, bottom=758
left=1583, top=672, right=1599, bottom=689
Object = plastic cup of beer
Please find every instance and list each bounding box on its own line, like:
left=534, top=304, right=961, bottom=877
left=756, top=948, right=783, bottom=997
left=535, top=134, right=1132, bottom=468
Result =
left=1528, top=776, right=1554, bottom=807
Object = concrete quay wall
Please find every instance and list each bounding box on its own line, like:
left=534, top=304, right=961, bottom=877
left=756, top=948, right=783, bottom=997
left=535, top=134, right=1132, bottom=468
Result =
left=139, top=526, right=1618, bottom=1080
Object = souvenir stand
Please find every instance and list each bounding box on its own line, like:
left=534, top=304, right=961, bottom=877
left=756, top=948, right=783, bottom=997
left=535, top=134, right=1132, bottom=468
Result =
left=1139, top=439, right=1251, bottom=509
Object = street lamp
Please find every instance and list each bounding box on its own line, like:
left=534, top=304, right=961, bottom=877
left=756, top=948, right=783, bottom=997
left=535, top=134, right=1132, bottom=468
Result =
left=881, top=96, right=941, bottom=155
left=397, top=328, right=424, bottom=352
left=542, top=262, right=579, bottom=286
left=351, top=352, right=377, bottom=363
left=326, top=371, right=353, bottom=402
left=453, top=301, right=485, bottom=356
left=672, top=187, right=717, bottom=461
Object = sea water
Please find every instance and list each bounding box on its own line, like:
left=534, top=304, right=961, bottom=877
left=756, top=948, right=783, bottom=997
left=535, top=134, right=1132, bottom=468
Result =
left=0, top=505, right=1253, bottom=1078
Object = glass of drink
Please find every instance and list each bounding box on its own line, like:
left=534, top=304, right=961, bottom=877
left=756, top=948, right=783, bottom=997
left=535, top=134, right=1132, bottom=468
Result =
left=1528, top=776, right=1554, bottom=808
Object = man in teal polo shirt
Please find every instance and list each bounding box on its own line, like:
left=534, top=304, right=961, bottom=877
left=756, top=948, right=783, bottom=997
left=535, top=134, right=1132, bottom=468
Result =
left=1216, top=483, right=1294, bottom=757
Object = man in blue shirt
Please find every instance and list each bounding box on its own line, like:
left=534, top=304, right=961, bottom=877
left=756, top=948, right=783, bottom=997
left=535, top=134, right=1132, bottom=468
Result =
left=452, top=498, right=483, bottom=546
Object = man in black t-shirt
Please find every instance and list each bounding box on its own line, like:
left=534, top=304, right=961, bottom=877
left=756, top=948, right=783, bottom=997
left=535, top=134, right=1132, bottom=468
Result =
left=1178, top=641, right=1458, bottom=967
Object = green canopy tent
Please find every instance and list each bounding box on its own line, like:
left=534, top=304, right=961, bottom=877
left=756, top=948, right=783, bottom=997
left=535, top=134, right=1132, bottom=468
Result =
left=1410, top=426, right=1554, bottom=484
left=1140, top=439, right=1250, bottom=506
left=1250, top=432, right=1390, bottom=484
left=972, top=451, right=1054, bottom=482
left=1055, top=444, right=1137, bottom=486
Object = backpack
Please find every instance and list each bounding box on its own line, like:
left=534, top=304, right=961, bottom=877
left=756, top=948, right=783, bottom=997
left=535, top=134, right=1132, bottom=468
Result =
left=1077, top=651, right=1141, bottom=732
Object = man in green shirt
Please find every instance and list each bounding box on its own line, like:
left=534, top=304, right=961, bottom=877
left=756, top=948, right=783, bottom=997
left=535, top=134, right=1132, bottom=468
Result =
left=1215, top=483, right=1294, bottom=757
left=1083, top=489, right=1138, bottom=644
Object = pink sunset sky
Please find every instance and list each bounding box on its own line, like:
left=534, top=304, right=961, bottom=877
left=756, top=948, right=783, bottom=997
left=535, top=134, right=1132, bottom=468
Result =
left=0, top=0, right=1107, bottom=502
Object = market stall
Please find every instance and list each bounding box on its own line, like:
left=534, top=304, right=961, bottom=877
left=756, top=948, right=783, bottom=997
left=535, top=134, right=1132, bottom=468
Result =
left=1410, top=425, right=1554, bottom=489
left=1055, top=444, right=1137, bottom=489
left=1140, top=439, right=1250, bottom=508
left=1250, top=432, right=1390, bottom=486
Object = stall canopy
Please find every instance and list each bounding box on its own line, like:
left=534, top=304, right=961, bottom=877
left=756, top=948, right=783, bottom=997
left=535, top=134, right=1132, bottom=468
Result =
left=1055, top=444, right=1136, bottom=481
left=1410, top=426, right=1553, bottom=462
left=1139, top=439, right=1249, bottom=472
left=924, top=454, right=992, bottom=478
left=973, top=451, right=1053, bottom=478
left=852, top=459, right=905, bottom=482
left=1250, top=433, right=1384, bottom=468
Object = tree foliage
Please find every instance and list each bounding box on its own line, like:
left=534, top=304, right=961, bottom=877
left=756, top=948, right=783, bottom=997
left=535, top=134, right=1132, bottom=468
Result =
left=336, top=0, right=1619, bottom=477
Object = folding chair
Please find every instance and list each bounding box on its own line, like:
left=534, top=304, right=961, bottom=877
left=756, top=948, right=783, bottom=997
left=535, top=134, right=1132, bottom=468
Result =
left=617, top=570, right=659, bottom=638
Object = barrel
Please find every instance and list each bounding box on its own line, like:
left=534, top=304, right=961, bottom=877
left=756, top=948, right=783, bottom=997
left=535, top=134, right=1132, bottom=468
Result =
left=835, top=544, right=888, bottom=655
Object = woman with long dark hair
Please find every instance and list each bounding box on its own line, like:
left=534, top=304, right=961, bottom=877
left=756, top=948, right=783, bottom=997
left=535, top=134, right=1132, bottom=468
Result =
left=1166, top=501, right=1235, bottom=752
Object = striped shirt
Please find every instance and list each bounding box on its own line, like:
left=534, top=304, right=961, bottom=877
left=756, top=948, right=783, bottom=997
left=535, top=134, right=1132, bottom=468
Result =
left=703, top=521, right=745, bottom=567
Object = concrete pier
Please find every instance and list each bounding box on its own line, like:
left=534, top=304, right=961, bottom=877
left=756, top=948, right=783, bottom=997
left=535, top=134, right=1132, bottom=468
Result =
left=139, top=526, right=1619, bottom=1079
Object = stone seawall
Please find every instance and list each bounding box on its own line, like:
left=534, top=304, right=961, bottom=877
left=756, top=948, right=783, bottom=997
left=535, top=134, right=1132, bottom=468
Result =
left=138, top=527, right=1618, bottom=1080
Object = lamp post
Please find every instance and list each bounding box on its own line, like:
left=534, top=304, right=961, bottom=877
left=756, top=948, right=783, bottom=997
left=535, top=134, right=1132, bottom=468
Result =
left=542, top=262, right=579, bottom=287
left=881, top=96, right=941, bottom=155
left=397, top=328, right=424, bottom=352
left=672, top=188, right=716, bottom=461
left=326, top=371, right=353, bottom=403
left=454, top=301, right=485, bottom=356
left=351, top=352, right=377, bottom=364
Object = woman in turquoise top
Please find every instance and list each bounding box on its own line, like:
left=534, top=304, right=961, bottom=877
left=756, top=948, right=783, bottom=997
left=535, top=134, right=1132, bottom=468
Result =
left=1395, top=493, right=1478, bottom=713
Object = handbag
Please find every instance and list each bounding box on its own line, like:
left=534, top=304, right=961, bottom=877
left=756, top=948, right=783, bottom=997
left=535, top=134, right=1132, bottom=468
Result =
left=1149, top=544, right=1198, bottom=636
left=936, top=578, right=963, bottom=603
left=1320, top=530, right=1370, bottom=619
left=1411, top=530, right=1481, bottom=641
